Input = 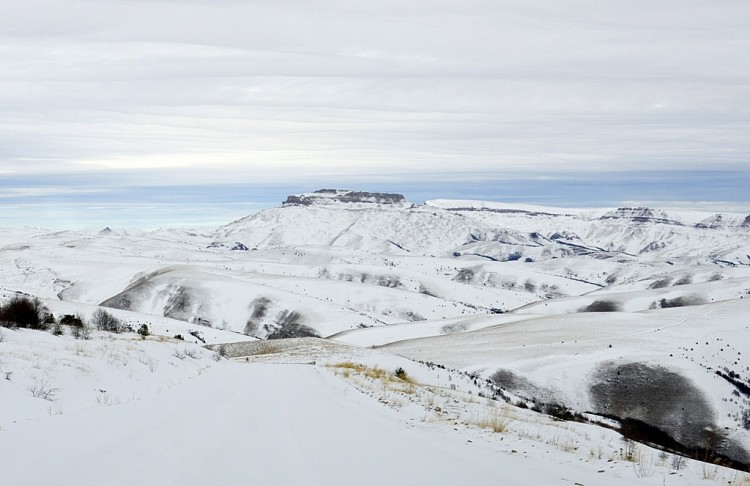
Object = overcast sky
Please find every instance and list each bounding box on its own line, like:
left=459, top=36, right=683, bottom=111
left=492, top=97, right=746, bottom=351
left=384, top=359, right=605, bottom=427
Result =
left=1, top=0, right=749, bottom=228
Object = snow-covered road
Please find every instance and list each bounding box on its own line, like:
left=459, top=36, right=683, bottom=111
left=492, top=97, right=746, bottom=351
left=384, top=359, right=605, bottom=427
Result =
left=0, top=363, right=641, bottom=486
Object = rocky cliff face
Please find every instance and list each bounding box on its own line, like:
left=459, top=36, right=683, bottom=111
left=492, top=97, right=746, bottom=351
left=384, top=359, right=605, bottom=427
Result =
left=283, top=189, right=410, bottom=207
left=599, top=207, right=681, bottom=225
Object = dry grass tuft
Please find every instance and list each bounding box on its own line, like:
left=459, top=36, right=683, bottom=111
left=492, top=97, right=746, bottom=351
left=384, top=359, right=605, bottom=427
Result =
left=474, top=406, right=511, bottom=433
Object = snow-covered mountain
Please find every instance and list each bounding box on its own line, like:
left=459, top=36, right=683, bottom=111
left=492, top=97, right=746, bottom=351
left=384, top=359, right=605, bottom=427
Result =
left=3, top=189, right=749, bottom=338
left=2, top=189, right=750, bottom=476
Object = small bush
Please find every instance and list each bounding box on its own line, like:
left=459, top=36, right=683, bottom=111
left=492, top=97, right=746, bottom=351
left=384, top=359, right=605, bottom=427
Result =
left=174, top=334, right=184, bottom=340
left=91, top=308, right=123, bottom=333
left=79, top=323, right=92, bottom=340
left=395, top=367, right=407, bottom=380
left=51, top=320, right=63, bottom=336
left=656, top=296, right=702, bottom=308
left=60, top=314, right=84, bottom=327
left=544, top=402, right=575, bottom=421
left=0, top=296, right=47, bottom=330
left=266, top=321, right=319, bottom=340
left=580, top=300, right=620, bottom=312
left=137, top=324, right=149, bottom=339
left=27, top=376, right=59, bottom=401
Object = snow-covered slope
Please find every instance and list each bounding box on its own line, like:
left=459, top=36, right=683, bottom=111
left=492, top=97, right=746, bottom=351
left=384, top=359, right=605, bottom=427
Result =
left=1, top=191, right=749, bottom=337
left=376, top=298, right=750, bottom=463
left=2, top=328, right=745, bottom=485
left=3, top=190, right=750, bottom=474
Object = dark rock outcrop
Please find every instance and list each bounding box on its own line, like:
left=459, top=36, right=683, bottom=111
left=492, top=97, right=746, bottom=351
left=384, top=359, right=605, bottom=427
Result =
left=283, top=189, right=408, bottom=207
left=600, top=207, right=682, bottom=225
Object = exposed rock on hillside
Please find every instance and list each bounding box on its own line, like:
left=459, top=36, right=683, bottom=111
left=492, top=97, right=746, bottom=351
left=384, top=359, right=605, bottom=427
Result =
left=600, top=207, right=681, bottom=225
left=283, top=189, right=409, bottom=207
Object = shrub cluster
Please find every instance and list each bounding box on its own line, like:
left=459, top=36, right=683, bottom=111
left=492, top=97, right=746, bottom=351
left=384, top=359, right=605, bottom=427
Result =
left=0, top=296, right=47, bottom=330
left=91, top=308, right=124, bottom=333
left=579, top=300, right=620, bottom=312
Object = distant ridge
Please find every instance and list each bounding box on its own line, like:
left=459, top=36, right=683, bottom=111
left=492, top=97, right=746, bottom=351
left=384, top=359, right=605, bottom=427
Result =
left=283, top=189, right=410, bottom=208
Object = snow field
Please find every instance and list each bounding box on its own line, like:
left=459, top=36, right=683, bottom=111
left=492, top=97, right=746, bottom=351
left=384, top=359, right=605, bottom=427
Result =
left=3, top=328, right=746, bottom=485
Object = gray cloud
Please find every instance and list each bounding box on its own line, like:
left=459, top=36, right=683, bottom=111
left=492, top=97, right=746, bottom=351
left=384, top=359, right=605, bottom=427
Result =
left=1, top=0, right=749, bottom=223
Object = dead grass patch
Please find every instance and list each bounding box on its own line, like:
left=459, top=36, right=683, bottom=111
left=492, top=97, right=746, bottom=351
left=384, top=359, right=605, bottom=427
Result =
left=474, top=406, right=511, bottom=433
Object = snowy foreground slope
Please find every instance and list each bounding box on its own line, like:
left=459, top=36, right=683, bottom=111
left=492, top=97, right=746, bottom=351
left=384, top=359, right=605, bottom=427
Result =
left=1, top=330, right=747, bottom=485
left=369, top=299, right=750, bottom=460
left=2, top=189, right=750, bottom=482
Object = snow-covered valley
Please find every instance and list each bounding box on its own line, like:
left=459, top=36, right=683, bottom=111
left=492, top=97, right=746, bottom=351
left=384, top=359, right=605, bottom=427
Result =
left=2, top=189, right=750, bottom=484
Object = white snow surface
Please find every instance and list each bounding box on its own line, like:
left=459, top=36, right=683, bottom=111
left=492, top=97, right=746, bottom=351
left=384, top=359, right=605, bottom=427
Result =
left=1, top=331, right=741, bottom=485
left=2, top=196, right=750, bottom=483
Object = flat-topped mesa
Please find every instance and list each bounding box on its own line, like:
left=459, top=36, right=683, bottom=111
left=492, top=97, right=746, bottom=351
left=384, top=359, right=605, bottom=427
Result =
left=599, top=207, right=682, bottom=225
left=283, top=189, right=411, bottom=208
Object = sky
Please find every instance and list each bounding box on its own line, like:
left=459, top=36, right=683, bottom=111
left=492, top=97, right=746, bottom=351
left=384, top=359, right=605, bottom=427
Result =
left=1, top=0, right=749, bottom=229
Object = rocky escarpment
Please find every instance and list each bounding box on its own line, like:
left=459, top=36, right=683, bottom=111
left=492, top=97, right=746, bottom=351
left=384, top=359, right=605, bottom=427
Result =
left=600, top=207, right=682, bottom=225
left=283, top=189, right=410, bottom=207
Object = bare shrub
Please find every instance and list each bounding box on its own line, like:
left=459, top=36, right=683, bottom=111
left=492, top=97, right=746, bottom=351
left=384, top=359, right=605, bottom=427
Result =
left=633, top=452, right=654, bottom=477
left=656, top=296, right=704, bottom=309
left=28, top=376, right=59, bottom=401
left=580, top=300, right=620, bottom=312
left=441, top=322, right=469, bottom=334
left=91, top=308, right=123, bottom=333
left=453, top=268, right=475, bottom=283
left=621, top=438, right=639, bottom=462
left=702, top=461, right=719, bottom=480
left=267, top=311, right=318, bottom=339
left=51, top=319, right=63, bottom=336
left=173, top=348, right=199, bottom=360
left=60, top=314, right=84, bottom=327
left=79, top=322, right=92, bottom=340
left=244, top=297, right=271, bottom=336
left=0, top=296, right=47, bottom=330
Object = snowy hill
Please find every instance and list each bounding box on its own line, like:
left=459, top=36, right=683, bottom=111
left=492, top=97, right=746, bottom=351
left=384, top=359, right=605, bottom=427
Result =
left=1, top=190, right=749, bottom=338
left=2, top=328, right=746, bottom=485
left=371, top=298, right=750, bottom=462
left=2, top=190, right=750, bottom=480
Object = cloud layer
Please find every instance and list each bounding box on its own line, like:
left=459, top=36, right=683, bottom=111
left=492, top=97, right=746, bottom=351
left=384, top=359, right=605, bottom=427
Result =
left=1, top=1, right=749, bottom=226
